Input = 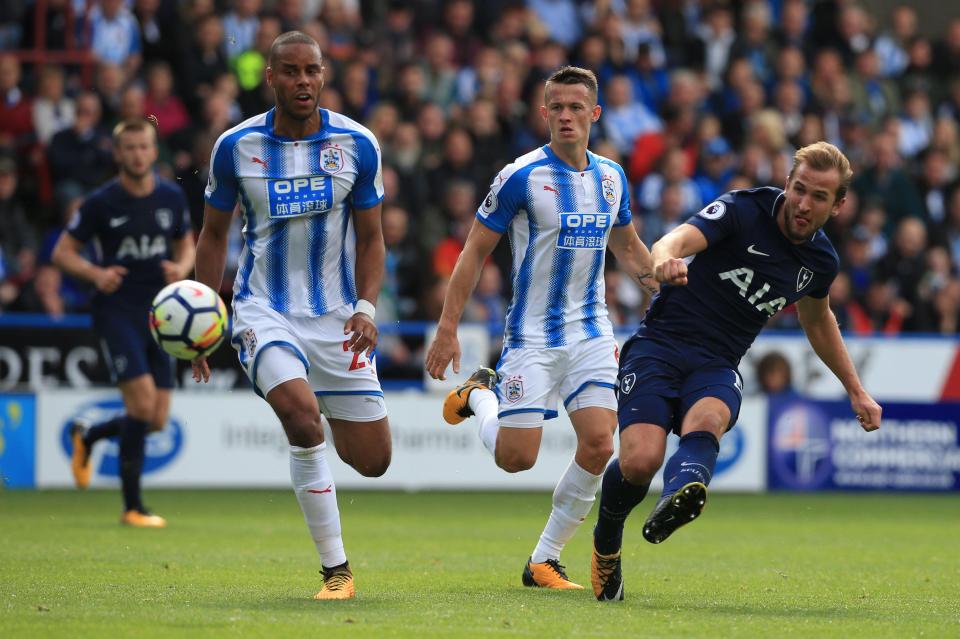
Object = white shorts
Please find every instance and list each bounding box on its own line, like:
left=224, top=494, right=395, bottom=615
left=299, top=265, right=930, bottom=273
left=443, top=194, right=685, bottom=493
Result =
left=231, top=300, right=386, bottom=421
left=495, top=335, right=619, bottom=427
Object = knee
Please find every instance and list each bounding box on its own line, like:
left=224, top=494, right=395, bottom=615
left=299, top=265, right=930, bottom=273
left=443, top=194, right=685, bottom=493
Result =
left=354, top=451, right=391, bottom=478
left=576, top=434, right=615, bottom=474
left=619, top=453, right=662, bottom=485
left=496, top=449, right=537, bottom=473
left=126, top=396, right=155, bottom=422
left=276, top=404, right=322, bottom=444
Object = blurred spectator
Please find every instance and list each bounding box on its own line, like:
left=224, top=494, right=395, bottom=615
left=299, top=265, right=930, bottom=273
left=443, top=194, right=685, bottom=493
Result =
left=0, top=54, right=33, bottom=148
left=934, top=18, right=960, bottom=83
left=134, top=0, right=180, bottom=69
left=755, top=351, right=795, bottom=396
left=640, top=181, right=686, bottom=248
left=916, top=149, right=958, bottom=229
left=874, top=5, right=917, bottom=78
left=600, top=74, right=661, bottom=156
left=421, top=33, right=458, bottom=113
left=221, top=0, right=262, bottom=62
left=32, top=65, right=75, bottom=145
left=19, top=0, right=71, bottom=51
left=47, top=92, right=114, bottom=193
left=731, top=1, right=776, bottom=87
left=694, top=137, right=735, bottom=204
left=853, top=133, right=923, bottom=233
left=463, top=262, right=505, bottom=324
left=875, top=217, right=930, bottom=330
left=898, top=89, right=934, bottom=159
left=0, top=157, right=38, bottom=310
left=850, top=48, right=900, bottom=129
left=143, top=61, right=189, bottom=140
left=89, top=0, right=142, bottom=75
left=93, top=62, right=126, bottom=124
left=637, top=146, right=700, bottom=216
left=180, top=13, right=229, bottom=111
left=696, top=6, right=736, bottom=92
left=236, top=16, right=281, bottom=116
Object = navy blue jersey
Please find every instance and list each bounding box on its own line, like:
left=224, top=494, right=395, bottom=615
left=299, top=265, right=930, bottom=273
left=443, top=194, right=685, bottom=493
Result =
left=641, top=187, right=839, bottom=364
left=66, top=176, right=190, bottom=309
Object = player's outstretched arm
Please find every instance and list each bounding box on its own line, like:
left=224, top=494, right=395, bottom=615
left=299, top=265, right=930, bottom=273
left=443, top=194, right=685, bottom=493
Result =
left=650, top=223, right=708, bottom=286
left=51, top=232, right=127, bottom=293
left=347, top=203, right=386, bottom=356
left=191, top=203, right=233, bottom=383
left=425, top=220, right=502, bottom=381
left=796, top=295, right=882, bottom=431
left=608, top=223, right=659, bottom=310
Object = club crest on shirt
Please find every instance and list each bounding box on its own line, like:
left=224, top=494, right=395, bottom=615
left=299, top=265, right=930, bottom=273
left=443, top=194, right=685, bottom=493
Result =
left=796, top=266, right=814, bottom=292
left=241, top=328, right=257, bottom=361
left=601, top=174, right=617, bottom=205
left=155, top=208, right=172, bottom=230
left=505, top=375, right=524, bottom=402
left=321, top=144, right=344, bottom=174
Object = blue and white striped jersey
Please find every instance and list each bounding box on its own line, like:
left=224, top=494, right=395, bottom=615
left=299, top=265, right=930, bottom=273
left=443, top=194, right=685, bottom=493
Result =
left=477, top=145, right=632, bottom=349
left=205, top=108, right=384, bottom=317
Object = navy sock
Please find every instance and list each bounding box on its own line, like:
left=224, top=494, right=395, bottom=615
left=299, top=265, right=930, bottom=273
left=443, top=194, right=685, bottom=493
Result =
left=83, top=416, right=124, bottom=447
left=119, top=416, right=149, bottom=513
left=660, top=431, right=720, bottom=500
left=593, top=458, right=650, bottom=555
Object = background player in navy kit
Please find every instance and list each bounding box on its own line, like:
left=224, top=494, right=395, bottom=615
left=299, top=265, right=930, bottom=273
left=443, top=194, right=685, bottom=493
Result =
left=52, top=119, right=195, bottom=528
left=590, top=142, right=883, bottom=600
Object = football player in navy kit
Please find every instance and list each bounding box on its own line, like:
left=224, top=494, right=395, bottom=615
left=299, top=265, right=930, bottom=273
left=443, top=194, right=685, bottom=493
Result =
left=590, top=141, right=883, bottom=600
left=53, top=118, right=195, bottom=527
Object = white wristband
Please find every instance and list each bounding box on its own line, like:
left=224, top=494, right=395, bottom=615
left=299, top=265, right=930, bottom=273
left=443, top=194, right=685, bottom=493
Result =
left=354, top=299, right=376, bottom=320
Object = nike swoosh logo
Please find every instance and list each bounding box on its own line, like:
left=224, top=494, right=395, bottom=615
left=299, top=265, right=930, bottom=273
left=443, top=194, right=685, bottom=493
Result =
left=747, top=244, right=769, bottom=256
left=109, top=216, right=129, bottom=228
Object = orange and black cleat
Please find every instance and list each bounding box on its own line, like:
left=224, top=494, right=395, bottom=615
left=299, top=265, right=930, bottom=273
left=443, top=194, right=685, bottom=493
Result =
left=442, top=367, right=497, bottom=425
left=121, top=510, right=168, bottom=528
left=314, top=562, right=355, bottom=600
left=70, top=419, right=92, bottom=490
left=522, top=557, right=584, bottom=590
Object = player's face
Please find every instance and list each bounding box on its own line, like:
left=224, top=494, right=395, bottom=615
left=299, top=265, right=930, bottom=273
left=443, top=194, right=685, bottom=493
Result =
left=540, top=83, right=600, bottom=146
left=114, top=129, right=157, bottom=179
left=267, top=43, right=324, bottom=121
left=780, top=163, right=844, bottom=243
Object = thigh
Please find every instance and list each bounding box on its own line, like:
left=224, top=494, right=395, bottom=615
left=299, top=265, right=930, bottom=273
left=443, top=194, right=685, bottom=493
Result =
left=679, top=365, right=743, bottom=433
left=617, top=340, right=684, bottom=434
left=559, top=336, right=619, bottom=411
left=231, top=300, right=308, bottom=397
left=495, top=347, right=562, bottom=422
left=96, top=312, right=152, bottom=384
left=328, top=416, right=391, bottom=476
left=295, top=306, right=384, bottom=397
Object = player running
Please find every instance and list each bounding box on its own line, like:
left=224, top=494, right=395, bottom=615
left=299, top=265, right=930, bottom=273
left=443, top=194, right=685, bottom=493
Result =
left=426, top=66, right=658, bottom=590
left=591, top=141, right=883, bottom=601
left=53, top=118, right=195, bottom=527
left=193, top=31, right=390, bottom=600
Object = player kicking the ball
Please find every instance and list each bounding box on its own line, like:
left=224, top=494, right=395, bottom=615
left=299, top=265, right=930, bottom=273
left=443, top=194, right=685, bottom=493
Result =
left=426, top=66, right=657, bottom=591
left=590, top=141, right=882, bottom=601
left=193, top=31, right=390, bottom=600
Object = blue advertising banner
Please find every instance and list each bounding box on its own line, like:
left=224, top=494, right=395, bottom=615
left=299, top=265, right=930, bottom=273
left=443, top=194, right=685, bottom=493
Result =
left=768, top=397, right=960, bottom=491
left=0, top=393, right=36, bottom=488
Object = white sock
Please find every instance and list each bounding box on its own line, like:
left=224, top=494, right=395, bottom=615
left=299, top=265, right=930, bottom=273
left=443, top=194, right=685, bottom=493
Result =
left=531, top=459, right=602, bottom=564
left=468, top=388, right=499, bottom=457
left=290, top=442, right=346, bottom=568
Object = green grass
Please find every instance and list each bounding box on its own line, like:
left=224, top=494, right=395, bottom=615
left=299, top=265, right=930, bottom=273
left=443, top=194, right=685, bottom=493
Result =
left=1, top=490, right=958, bottom=638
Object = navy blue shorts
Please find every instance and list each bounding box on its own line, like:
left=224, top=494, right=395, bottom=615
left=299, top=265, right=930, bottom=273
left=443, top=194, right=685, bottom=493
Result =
left=94, top=308, right=174, bottom=388
left=617, top=329, right=742, bottom=434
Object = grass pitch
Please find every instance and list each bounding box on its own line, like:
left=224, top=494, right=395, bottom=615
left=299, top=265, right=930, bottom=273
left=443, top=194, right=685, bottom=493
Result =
left=1, top=490, right=957, bottom=638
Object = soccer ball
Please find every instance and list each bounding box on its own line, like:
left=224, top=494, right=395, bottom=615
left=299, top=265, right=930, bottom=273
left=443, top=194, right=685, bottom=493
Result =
left=149, top=280, right=228, bottom=360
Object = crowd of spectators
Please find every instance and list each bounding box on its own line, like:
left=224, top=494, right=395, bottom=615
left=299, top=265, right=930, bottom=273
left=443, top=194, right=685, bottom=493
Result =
left=1, top=1, right=960, bottom=376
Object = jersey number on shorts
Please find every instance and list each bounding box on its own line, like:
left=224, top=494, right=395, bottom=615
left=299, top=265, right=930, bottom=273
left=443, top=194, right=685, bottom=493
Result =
left=342, top=340, right=368, bottom=371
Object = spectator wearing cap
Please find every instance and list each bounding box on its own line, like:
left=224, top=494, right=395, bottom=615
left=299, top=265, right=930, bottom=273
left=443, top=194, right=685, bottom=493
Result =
left=694, top=137, right=734, bottom=204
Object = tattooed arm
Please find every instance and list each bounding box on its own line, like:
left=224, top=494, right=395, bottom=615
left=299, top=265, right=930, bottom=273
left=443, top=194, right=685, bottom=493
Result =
left=608, top=223, right=659, bottom=313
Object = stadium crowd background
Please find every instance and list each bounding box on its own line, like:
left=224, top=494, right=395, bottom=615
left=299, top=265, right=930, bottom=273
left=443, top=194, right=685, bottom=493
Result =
left=1, top=0, right=959, bottom=379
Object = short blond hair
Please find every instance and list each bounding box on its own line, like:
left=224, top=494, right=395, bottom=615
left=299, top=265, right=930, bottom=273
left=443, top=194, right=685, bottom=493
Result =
left=112, top=118, right=157, bottom=145
left=788, top=141, right=853, bottom=203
